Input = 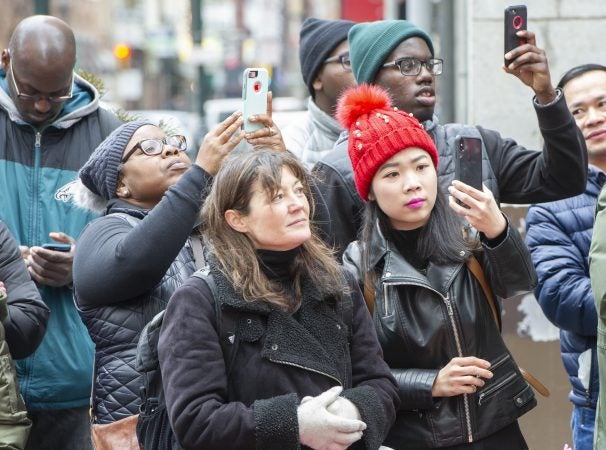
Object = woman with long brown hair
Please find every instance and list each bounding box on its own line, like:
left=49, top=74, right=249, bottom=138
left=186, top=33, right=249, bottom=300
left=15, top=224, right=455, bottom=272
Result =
left=158, top=149, right=400, bottom=450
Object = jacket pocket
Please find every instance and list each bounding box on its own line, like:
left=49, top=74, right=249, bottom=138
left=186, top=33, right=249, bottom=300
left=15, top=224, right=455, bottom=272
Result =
left=477, top=353, right=519, bottom=406
left=0, top=353, right=25, bottom=415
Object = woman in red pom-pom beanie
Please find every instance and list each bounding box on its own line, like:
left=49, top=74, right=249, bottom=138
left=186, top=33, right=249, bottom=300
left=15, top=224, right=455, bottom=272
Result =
left=339, top=84, right=538, bottom=450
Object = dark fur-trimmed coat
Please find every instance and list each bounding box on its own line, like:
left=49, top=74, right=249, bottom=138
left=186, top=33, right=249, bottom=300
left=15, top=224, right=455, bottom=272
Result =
left=158, top=263, right=400, bottom=450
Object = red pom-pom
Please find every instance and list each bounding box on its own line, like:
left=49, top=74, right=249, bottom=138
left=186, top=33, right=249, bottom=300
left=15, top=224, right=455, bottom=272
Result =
left=336, top=84, right=393, bottom=129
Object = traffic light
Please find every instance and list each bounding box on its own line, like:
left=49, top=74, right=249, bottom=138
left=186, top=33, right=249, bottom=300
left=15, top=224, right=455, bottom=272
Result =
left=113, top=43, right=132, bottom=68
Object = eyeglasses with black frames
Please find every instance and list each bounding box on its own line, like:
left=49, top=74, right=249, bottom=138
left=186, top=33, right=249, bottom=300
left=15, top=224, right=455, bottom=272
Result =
left=381, top=57, right=444, bottom=76
left=7, top=51, right=73, bottom=103
left=323, top=51, right=352, bottom=72
left=121, top=135, right=187, bottom=163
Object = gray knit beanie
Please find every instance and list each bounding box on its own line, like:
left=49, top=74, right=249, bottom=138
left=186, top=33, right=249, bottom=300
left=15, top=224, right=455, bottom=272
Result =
left=79, top=121, right=150, bottom=200
left=299, top=17, right=355, bottom=97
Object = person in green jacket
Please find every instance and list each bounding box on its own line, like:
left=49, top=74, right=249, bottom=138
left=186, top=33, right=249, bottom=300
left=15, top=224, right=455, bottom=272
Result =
left=585, top=66, right=606, bottom=450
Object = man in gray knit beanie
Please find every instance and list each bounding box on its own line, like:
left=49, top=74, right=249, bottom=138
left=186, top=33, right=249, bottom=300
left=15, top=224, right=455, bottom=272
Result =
left=282, top=17, right=356, bottom=169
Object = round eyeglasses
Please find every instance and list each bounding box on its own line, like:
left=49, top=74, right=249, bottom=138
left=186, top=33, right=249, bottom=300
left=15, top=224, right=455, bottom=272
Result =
left=381, top=57, right=444, bottom=76
left=121, top=135, right=187, bottom=163
left=323, top=51, right=352, bottom=72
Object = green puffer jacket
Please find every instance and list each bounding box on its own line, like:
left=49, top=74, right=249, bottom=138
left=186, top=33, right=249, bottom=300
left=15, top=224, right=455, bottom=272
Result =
left=0, top=291, right=31, bottom=450
left=589, top=185, right=606, bottom=449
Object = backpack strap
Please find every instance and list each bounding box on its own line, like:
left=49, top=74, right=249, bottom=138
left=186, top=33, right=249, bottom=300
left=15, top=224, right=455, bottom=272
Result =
left=192, top=270, right=239, bottom=378
left=190, top=233, right=206, bottom=269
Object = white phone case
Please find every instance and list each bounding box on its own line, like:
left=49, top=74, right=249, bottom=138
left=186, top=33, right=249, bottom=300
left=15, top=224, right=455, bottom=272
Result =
left=242, top=68, right=269, bottom=133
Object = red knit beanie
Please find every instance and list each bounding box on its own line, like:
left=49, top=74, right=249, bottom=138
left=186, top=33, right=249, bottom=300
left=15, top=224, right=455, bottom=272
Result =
left=336, top=84, right=438, bottom=201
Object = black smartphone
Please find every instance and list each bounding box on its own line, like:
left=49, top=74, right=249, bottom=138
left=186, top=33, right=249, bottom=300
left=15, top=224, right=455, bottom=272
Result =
left=41, top=243, right=71, bottom=252
left=454, top=136, right=483, bottom=207
left=504, top=5, right=527, bottom=65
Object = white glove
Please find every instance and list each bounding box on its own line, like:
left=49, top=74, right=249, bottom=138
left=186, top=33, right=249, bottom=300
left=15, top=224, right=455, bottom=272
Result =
left=326, top=396, right=362, bottom=422
left=297, top=386, right=367, bottom=450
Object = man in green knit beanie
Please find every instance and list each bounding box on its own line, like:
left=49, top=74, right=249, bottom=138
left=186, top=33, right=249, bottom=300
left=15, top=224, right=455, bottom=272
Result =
left=313, top=18, right=588, bottom=263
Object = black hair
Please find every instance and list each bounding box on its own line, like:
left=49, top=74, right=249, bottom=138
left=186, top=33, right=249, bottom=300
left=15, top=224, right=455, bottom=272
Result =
left=360, top=186, right=478, bottom=274
left=557, top=64, right=606, bottom=90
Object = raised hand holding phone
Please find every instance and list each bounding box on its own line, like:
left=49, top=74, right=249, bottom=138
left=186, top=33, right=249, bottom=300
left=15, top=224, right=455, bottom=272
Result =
left=502, top=5, right=556, bottom=104
left=241, top=69, right=286, bottom=151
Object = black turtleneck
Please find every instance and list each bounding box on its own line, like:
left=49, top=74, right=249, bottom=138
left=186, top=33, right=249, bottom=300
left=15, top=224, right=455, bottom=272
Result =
left=256, top=247, right=301, bottom=284
left=385, top=227, right=428, bottom=272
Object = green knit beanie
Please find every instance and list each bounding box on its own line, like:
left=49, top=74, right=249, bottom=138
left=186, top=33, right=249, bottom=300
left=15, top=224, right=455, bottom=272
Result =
left=349, top=20, right=435, bottom=84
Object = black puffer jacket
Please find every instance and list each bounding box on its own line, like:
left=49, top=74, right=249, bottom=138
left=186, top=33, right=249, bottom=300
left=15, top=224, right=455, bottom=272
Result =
left=74, top=166, right=210, bottom=423
left=343, top=220, right=538, bottom=449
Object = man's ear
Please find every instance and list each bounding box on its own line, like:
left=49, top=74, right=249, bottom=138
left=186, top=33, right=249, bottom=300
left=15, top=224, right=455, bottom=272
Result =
left=312, top=73, right=323, bottom=93
left=224, top=209, right=248, bottom=233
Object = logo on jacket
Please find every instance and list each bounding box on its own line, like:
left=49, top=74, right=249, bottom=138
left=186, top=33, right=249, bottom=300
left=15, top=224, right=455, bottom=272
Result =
left=55, top=180, right=78, bottom=202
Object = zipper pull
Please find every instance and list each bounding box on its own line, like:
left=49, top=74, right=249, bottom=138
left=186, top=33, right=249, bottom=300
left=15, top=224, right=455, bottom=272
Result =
left=35, top=132, right=41, bottom=148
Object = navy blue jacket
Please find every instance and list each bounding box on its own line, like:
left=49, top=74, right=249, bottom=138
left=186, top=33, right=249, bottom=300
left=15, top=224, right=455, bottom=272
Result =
left=525, top=165, right=606, bottom=408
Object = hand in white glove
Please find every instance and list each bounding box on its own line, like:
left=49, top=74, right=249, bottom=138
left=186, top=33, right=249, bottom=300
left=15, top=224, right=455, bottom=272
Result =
left=326, top=396, right=362, bottom=422
left=298, top=386, right=367, bottom=450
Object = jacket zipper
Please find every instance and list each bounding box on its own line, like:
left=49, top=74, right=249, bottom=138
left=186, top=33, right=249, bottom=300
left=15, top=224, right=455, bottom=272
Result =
left=383, top=280, right=474, bottom=443
left=21, top=131, right=43, bottom=403
left=444, top=296, right=474, bottom=443
left=488, top=353, right=511, bottom=373
left=270, top=358, right=343, bottom=386
left=478, top=372, right=517, bottom=405
left=32, top=132, right=42, bottom=246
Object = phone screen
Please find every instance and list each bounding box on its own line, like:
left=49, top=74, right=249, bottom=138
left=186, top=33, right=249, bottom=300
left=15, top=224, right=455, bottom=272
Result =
left=504, top=5, right=527, bottom=64
left=454, top=137, right=483, bottom=207
left=242, top=68, right=269, bottom=133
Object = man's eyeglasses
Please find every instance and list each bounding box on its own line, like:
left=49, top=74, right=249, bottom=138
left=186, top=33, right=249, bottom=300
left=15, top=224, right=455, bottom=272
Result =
left=381, top=57, right=444, bottom=76
left=8, top=52, right=73, bottom=103
left=324, top=52, right=351, bottom=72
left=121, top=135, right=187, bottom=163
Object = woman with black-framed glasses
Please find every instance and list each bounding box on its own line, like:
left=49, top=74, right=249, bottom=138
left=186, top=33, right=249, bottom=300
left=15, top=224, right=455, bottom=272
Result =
left=69, top=115, right=246, bottom=426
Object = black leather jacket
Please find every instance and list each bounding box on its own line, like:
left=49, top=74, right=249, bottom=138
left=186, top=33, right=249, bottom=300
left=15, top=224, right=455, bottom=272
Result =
left=343, top=220, right=538, bottom=449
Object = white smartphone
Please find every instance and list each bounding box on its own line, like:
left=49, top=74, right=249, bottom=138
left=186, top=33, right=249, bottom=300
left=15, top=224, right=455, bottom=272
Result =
left=242, top=68, right=269, bottom=133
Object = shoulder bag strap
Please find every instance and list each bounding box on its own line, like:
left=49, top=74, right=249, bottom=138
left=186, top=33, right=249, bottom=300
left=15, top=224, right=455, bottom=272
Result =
left=466, top=255, right=550, bottom=397
left=466, top=255, right=502, bottom=331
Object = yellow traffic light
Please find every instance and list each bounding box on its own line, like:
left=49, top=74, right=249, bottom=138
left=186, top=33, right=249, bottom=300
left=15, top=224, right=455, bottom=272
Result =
left=113, top=43, right=132, bottom=61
